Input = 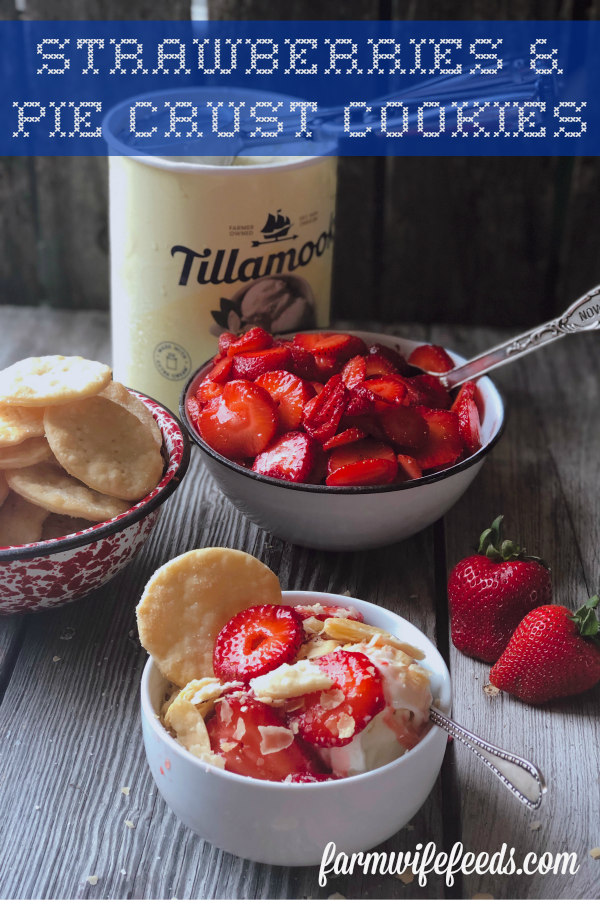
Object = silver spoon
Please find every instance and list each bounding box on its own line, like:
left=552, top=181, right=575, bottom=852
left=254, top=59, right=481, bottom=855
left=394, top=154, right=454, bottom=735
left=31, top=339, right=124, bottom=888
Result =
left=427, top=284, right=600, bottom=390
left=429, top=706, right=546, bottom=809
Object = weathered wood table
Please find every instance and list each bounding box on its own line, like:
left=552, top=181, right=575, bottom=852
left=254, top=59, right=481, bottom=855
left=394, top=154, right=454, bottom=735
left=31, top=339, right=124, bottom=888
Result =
left=0, top=307, right=598, bottom=900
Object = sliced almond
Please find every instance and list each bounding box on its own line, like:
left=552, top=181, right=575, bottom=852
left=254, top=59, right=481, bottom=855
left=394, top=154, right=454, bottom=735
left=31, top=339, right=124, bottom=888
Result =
left=165, top=693, right=224, bottom=768
left=251, top=660, right=333, bottom=702
left=302, top=616, right=325, bottom=635
left=296, top=638, right=343, bottom=660
left=258, top=725, right=294, bottom=755
left=322, top=617, right=425, bottom=660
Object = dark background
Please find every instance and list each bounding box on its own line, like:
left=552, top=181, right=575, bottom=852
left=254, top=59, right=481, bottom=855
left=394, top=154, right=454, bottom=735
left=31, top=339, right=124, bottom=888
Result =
left=2, top=0, right=600, bottom=328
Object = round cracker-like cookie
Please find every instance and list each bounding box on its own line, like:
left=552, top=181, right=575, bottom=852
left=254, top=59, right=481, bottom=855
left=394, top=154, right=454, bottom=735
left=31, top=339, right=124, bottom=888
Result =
left=100, top=382, right=163, bottom=449
left=0, top=436, right=53, bottom=469
left=0, top=471, right=9, bottom=508
left=0, top=491, right=49, bottom=547
left=0, top=356, right=111, bottom=407
left=6, top=462, right=130, bottom=522
left=41, top=513, right=92, bottom=541
left=137, top=548, right=282, bottom=685
left=0, top=405, right=45, bottom=447
left=45, top=396, right=163, bottom=501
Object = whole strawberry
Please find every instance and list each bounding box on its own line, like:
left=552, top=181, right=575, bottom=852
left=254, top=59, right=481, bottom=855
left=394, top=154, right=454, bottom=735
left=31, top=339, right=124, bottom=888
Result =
left=490, top=596, right=600, bottom=703
left=448, top=516, right=552, bottom=662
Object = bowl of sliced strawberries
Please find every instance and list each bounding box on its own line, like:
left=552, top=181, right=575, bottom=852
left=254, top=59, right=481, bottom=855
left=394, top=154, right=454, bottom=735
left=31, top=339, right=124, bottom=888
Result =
left=181, top=329, right=504, bottom=551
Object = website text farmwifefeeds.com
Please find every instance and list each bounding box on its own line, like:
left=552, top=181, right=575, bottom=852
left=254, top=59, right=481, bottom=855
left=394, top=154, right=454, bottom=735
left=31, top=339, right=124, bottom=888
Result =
left=318, top=841, right=583, bottom=888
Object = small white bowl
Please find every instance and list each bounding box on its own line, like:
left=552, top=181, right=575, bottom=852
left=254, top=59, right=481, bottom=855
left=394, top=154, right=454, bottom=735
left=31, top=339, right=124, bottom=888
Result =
left=141, top=590, right=451, bottom=867
left=180, top=331, right=504, bottom=551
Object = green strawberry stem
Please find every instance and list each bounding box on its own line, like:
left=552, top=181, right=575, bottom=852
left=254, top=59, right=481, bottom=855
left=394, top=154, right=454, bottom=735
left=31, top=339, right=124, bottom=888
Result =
left=477, top=515, right=549, bottom=567
left=570, top=595, right=600, bottom=647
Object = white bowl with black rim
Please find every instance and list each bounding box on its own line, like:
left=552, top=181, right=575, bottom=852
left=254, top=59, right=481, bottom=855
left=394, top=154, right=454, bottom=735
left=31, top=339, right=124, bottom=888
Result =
left=180, top=332, right=504, bottom=552
left=0, top=391, right=190, bottom=615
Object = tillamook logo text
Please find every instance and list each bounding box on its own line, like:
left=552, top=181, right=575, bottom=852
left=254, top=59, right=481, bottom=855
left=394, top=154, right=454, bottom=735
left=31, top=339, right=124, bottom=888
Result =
left=171, top=218, right=334, bottom=287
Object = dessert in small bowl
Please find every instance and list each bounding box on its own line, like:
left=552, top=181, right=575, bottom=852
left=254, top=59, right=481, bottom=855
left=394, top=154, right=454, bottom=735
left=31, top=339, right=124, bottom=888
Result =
left=181, top=329, right=504, bottom=550
left=138, top=549, right=451, bottom=866
left=0, top=355, right=190, bottom=613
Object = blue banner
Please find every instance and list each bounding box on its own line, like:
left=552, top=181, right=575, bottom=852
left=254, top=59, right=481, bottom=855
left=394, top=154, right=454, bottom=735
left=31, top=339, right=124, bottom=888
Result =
left=2, top=19, right=597, bottom=156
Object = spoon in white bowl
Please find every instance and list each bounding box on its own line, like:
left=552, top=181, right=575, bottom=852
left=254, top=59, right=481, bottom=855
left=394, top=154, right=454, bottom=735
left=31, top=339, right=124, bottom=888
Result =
left=429, top=706, right=547, bottom=809
left=419, top=284, right=600, bottom=389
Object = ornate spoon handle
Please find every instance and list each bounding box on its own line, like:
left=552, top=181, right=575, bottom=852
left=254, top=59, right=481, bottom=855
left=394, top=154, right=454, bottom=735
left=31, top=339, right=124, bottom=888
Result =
left=438, top=284, right=600, bottom=389
left=429, top=706, right=547, bottom=810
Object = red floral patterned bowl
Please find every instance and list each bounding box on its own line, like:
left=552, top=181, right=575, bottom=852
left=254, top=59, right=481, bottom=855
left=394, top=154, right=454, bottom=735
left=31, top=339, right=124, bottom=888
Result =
left=0, top=391, right=190, bottom=615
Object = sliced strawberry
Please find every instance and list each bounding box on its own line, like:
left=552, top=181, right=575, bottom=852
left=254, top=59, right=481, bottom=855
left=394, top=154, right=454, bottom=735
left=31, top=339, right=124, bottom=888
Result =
left=231, top=346, right=292, bottom=381
left=368, top=343, right=411, bottom=376
left=313, top=354, right=342, bottom=383
left=217, top=332, right=237, bottom=359
left=294, top=332, right=367, bottom=360
left=187, top=396, right=200, bottom=423
left=408, top=374, right=451, bottom=410
left=456, top=396, right=482, bottom=454
left=379, top=405, right=429, bottom=450
left=396, top=454, right=423, bottom=482
left=364, top=376, right=408, bottom=411
left=340, top=413, right=388, bottom=442
left=302, top=374, right=347, bottom=444
left=294, top=605, right=364, bottom=623
left=252, top=431, right=318, bottom=483
left=344, top=383, right=376, bottom=417
left=408, top=344, right=454, bottom=374
left=206, top=696, right=326, bottom=782
left=311, top=381, right=324, bottom=396
left=327, top=438, right=397, bottom=474
left=398, top=376, right=426, bottom=406
left=305, top=444, right=328, bottom=485
left=227, top=327, right=273, bottom=357
left=256, top=370, right=314, bottom=431
left=341, top=355, right=366, bottom=389
left=197, top=380, right=278, bottom=460
left=206, top=356, right=233, bottom=384
left=293, top=332, right=334, bottom=353
left=364, top=354, right=398, bottom=378
left=413, top=407, right=462, bottom=470
left=196, top=379, right=224, bottom=406
left=287, top=651, right=385, bottom=748
left=289, top=345, right=319, bottom=381
left=213, top=604, right=304, bottom=682
left=450, top=380, right=476, bottom=413
left=322, top=427, right=368, bottom=452
left=308, top=334, right=356, bottom=357
left=326, top=458, right=397, bottom=487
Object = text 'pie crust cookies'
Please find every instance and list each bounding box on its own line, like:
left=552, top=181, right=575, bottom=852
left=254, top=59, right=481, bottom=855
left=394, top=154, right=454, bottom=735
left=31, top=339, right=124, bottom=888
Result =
left=44, top=396, right=164, bottom=501
left=136, top=548, right=282, bottom=686
left=6, top=462, right=130, bottom=522
left=0, top=356, right=111, bottom=407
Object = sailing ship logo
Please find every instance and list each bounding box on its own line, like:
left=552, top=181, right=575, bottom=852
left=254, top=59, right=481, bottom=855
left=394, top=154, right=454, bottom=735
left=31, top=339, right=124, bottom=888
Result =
left=251, top=209, right=298, bottom=247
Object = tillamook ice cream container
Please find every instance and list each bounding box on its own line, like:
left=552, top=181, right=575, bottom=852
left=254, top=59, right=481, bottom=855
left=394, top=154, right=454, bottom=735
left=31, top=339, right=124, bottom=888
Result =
left=104, top=89, right=337, bottom=411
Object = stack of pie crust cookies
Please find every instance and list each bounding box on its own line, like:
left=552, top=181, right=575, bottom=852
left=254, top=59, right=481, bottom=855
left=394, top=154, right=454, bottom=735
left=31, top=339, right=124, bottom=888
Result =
left=0, top=355, right=164, bottom=547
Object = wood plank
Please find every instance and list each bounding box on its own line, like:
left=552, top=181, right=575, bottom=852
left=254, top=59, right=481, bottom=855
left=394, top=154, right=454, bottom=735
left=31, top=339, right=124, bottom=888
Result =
left=381, top=157, right=560, bottom=328
left=23, top=0, right=191, bottom=19
left=0, top=309, right=445, bottom=899
left=208, top=0, right=379, bottom=19
left=434, top=322, right=600, bottom=900
left=0, top=158, right=42, bottom=307
left=555, top=156, right=600, bottom=312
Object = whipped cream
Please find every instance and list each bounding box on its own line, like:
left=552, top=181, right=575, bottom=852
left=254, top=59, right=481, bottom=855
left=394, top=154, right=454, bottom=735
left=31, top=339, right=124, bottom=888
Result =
left=316, top=642, right=433, bottom=778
